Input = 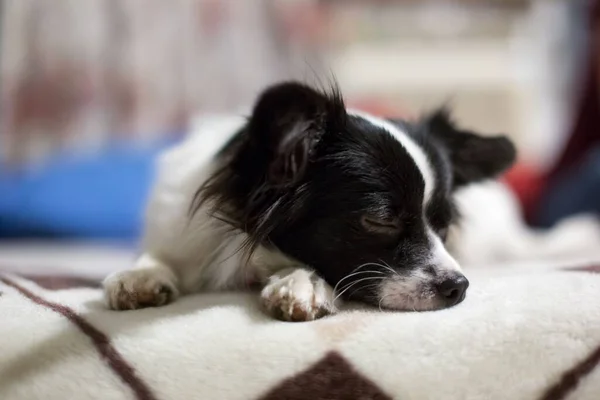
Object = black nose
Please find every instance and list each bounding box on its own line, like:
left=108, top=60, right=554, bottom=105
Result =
left=437, top=276, right=469, bottom=306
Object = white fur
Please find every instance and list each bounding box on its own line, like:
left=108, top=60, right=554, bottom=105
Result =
left=103, top=114, right=328, bottom=319
left=140, top=115, right=251, bottom=292
left=447, top=181, right=600, bottom=268
left=260, top=268, right=336, bottom=321
left=103, top=255, right=179, bottom=310
left=428, top=228, right=463, bottom=273
left=379, top=269, right=437, bottom=311
left=378, top=231, right=462, bottom=311
left=348, top=109, right=435, bottom=205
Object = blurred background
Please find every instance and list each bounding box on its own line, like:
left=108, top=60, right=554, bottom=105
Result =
left=0, top=0, right=598, bottom=276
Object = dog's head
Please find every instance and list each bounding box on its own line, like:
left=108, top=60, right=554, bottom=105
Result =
left=198, top=81, right=516, bottom=311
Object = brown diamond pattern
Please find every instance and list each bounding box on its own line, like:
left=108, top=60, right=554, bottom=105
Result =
left=259, top=351, right=392, bottom=400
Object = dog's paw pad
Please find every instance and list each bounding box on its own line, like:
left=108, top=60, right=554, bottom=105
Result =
left=103, top=270, right=178, bottom=311
left=261, top=272, right=335, bottom=322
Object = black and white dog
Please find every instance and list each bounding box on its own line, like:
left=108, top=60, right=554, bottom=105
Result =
left=103, top=81, right=516, bottom=321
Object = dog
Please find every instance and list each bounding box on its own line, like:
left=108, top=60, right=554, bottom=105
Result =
left=103, top=81, right=516, bottom=321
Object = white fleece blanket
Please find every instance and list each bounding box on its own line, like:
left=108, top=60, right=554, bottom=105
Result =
left=2, top=262, right=600, bottom=400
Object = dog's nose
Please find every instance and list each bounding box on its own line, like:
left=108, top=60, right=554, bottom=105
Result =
left=437, top=276, right=469, bottom=306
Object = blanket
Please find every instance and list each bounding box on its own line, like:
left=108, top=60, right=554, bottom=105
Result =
left=2, top=263, right=600, bottom=400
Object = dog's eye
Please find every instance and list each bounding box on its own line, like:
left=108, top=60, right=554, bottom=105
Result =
left=360, top=215, right=401, bottom=235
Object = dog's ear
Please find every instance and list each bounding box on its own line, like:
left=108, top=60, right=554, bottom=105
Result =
left=248, top=82, right=345, bottom=187
left=425, top=108, right=516, bottom=188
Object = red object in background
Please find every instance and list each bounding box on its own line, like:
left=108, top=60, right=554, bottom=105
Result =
left=515, top=0, right=600, bottom=224
left=502, top=163, right=545, bottom=221
left=548, top=0, right=600, bottom=181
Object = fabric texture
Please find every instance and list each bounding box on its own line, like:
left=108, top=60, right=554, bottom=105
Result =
left=2, top=263, right=600, bottom=400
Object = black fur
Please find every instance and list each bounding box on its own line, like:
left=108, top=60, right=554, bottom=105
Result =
left=424, top=108, right=516, bottom=187
left=193, top=81, right=516, bottom=306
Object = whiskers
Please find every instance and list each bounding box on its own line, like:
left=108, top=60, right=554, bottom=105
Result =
left=333, top=262, right=397, bottom=303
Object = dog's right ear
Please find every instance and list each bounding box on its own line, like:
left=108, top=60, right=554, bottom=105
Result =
left=248, top=82, right=346, bottom=187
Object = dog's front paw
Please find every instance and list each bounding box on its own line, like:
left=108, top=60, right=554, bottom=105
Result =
left=103, top=268, right=179, bottom=311
left=261, top=269, right=336, bottom=322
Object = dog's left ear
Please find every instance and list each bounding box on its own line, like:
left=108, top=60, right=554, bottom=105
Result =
left=247, top=82, right=345, bottom=187
left=425, top=108, right=516, bottom=187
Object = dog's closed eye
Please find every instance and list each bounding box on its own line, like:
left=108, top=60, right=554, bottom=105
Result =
left=360, top=215, right=402, bottom=235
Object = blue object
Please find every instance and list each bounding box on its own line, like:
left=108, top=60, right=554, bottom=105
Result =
left=0, top=137, right=181, bottom=239
left=536, top=145, right=600, bottom=228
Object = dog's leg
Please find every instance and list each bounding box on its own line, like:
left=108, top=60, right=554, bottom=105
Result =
left=103, top=254, right=180, bottom=310
left=260, top=268, right=337, bottom=322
